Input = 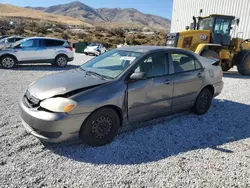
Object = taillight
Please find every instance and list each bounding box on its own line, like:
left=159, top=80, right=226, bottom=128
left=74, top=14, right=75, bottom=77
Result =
left=66, top=46, right=73, bottom=51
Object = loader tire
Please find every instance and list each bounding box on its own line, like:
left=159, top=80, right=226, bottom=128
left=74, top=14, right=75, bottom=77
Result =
left=236, top=50, right=250, bottom=76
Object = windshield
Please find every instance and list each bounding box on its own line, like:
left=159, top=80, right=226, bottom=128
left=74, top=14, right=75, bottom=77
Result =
left=11, top=38, right=26, bottom=47
left=89, top=43, right=100, bottom=47
left=198, top=17, right=214, bottom=30
left=81, top=50, right=142, bottom=79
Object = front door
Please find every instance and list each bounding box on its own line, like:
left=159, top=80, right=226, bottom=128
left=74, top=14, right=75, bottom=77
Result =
left=170, top=52, right=204, bottom=111
left=127, top=52, right=174, bottom=121
left=15, top=39, right=40, bottom=61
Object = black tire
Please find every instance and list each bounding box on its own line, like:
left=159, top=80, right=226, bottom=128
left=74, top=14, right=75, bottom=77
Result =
left=80, top=108, right=120, bottom=146
left=221, top=61, right=231, bottom=72
left=201, top=49, right=219, bottom=59
left=54, top=55, right=68, bottom=67
left=193, top=88, right=213, bottom=115
left=236, top=50, right=250, bottom=76
left=0, top=55, right=17, bottom=69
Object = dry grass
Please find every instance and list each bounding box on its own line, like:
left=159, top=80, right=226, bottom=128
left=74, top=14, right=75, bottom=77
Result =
left=0, top=4, right=92, bottom=27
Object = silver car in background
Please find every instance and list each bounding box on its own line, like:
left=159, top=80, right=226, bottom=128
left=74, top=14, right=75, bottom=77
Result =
left=0, top=36, right=24, bottom=49
left=0, top=37, right=74, bottom=69
left=19, top=46, right=224, bottom=146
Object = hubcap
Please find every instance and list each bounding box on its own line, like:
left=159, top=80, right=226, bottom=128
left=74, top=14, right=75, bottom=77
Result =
left=92, top=116, right=112, bottom=139
left=57, top=57, right=67, bottom=66
left=2, top=57, right=14, bottom=68
left=199, top=92, right=210, bottom=110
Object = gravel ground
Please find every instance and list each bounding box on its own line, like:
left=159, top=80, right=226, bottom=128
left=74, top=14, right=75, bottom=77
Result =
left=1, top=53, right=250, bottom=188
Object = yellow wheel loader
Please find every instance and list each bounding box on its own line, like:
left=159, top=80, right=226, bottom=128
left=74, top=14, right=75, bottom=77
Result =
left=166, top=14, right=250, bottom=75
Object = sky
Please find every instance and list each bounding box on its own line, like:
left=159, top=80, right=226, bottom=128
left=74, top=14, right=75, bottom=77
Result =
left=0, top=0, right=173, bottom=19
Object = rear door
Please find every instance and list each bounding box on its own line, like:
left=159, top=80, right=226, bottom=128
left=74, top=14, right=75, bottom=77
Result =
left=170, top=51, right=204, bottom=111
left=41, top=39, right=65, bottom=60
left=127, top=52, right=175, bottom=121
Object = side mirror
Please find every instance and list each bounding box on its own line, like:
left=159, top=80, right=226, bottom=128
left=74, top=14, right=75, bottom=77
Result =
left=129, top=72, right=147, bottom=80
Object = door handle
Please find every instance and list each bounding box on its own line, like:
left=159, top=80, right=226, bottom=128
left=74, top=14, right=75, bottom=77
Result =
left=164, top=80, right=171, bottom=85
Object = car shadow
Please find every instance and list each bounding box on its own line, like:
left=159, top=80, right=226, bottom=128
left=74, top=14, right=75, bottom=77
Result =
left=45, top=99, right=250, bottom=165
left=223, top=70, right=250, bottom=79
left=0, top=64, right=79, bottom=72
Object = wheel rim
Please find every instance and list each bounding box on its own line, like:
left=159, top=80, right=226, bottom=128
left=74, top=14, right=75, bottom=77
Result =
left=57, top=57, right=67, bottom=67
left=91, top=116, right=112, bottom=139
left=2, top=57, right=14, bottom=68
left=198, top=92, right=210, bottom=110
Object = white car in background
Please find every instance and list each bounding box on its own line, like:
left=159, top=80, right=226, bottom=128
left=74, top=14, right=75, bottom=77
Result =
left=84, top=43, right=107, bottom=56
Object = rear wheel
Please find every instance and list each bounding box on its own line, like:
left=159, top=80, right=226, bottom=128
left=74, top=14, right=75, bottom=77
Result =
left=54, top=55, right=68, bottom=67
left=80, top=108, right=120, bottom=146
left=236, top=50, right=250, bottom=76
left=0, top=55, right=17, bottom=69
left=193, top=88, right=213, bottom=115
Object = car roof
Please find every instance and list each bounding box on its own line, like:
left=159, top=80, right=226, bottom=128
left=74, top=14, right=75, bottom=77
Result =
left=24, top=37, right=67, bottom=41
left=118, top=45, right=182, bottom=53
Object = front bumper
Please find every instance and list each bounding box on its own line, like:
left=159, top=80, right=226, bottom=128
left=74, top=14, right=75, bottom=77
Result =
left=213, top=81, right=224, bottom=97
left=19, top=97, right=90, bottom=143
left=68, top=57, right=74, bottom=62
left=84, top=49, right=98, bottom=55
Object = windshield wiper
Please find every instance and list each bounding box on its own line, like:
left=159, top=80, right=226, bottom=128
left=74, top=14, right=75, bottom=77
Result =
left=86, top=71, right=113, bottom=80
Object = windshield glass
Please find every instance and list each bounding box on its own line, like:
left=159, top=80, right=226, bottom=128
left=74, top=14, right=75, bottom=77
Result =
left=11, top=38, right=26, bottom=47
left=89, top=43, right=100, bottom=47
left=198, top=17, right=214, bottom=30
left=81, top=50, right=142, bottom=79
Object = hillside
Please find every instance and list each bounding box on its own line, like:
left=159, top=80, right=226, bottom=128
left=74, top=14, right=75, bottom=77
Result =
left=97, top=8, right=171, bottom=31
left=28, top=1, right=171, bottom=31
left=0, top=3, right=92, bottom=26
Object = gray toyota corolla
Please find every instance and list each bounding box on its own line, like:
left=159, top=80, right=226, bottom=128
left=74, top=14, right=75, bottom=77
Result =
left=19, top=46, right=224, bottom=146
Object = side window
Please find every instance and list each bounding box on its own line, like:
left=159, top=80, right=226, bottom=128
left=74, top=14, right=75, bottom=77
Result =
left=7, top=38, right=15, bottom=43
left=44, top=39, right=64, bottom=47
left=135, top=53, right=169, bottom=78
left=171, top=53, right=201, bottom=73
left=21, top=39, right=39, bottom=48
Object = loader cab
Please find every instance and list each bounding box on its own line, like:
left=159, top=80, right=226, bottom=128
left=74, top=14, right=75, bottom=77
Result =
left=197, top=15, right=235, bottom=46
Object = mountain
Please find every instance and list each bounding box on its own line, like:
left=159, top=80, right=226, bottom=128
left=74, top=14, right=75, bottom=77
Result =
left=97, top=8, right=171, bottom=31
left=0, top=3, right=92, bottom=26
left=27, top=1, right=171, bottom=31
left=27, top=1, right=105, bottom=22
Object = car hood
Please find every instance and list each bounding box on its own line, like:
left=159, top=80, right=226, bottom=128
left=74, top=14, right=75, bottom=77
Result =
left=28, top=68, right=109, bottom=100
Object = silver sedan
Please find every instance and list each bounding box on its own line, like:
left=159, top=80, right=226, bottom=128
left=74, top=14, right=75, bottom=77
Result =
left=19, top=46, right=224, bottom=146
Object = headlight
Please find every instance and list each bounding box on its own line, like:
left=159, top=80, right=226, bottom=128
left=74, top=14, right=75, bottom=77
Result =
left=40, top=97, right=77, bottom=113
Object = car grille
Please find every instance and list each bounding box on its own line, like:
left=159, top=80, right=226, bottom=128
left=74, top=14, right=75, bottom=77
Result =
left=24, top=91, right=40, bottom=108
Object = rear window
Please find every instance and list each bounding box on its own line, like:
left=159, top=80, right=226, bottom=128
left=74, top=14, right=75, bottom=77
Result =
left=44, top=39, right=65, bottom=47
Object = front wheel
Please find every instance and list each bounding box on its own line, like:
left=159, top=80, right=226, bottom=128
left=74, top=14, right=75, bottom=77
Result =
left=80, top=108, right=120, bottom=146
left=54, top=55, right=68, bottom=67
left=193, top=88, right=213, bottom=115
left=236, top=50, right=250, bottom=76
left=0, top=55, right=17, bottom=69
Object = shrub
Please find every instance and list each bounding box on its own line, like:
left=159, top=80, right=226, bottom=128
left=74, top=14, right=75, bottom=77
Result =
left=15, top=24, right=25, bottom=35
left=110, top=28, right=125, bottom=37
left=36, top=21, right=51, bottom=34
left=60, top=32, right=69, bottom=40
